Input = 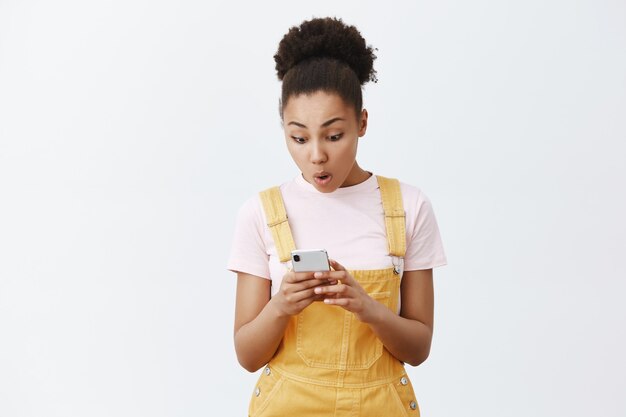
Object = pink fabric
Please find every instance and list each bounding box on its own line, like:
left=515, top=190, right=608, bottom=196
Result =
left=227, top=174, right=447, bottom=296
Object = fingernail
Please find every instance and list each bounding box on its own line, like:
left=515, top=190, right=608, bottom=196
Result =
left=314, top=287, right=322, bottom=294
left=314, top=272, right=323, bottom=278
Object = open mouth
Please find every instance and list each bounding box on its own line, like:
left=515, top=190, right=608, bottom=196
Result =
left=313, top=172, right=332, bottom=186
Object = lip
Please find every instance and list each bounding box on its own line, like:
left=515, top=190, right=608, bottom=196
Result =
left=313, top=171, right=333, bottom=187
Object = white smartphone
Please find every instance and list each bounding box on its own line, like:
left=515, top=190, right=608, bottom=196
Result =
left=291, top=249, right=330, bottom=272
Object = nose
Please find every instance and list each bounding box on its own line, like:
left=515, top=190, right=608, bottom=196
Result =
left=310, top=140, right=327, bottom=164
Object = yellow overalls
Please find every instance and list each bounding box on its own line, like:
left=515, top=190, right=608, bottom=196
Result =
left=250, top=176, right=420, bottom=417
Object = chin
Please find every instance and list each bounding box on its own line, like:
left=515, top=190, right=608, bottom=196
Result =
left=311, top=181, right=337, bottom=193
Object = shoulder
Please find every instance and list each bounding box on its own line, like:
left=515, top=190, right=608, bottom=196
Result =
left=236, top=178, right=298, bottom=223
left=390, top=179, right=440, bottom=227
left=398, top=181, right=431, bottom=207
left=377, top=176, right=432, bottom=211
left=236, top=193, right=262, bottom=217
left=233, top=192, right=266, bottom=233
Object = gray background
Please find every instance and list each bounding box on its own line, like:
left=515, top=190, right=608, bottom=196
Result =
left=1, top=0, right=625, bottom=416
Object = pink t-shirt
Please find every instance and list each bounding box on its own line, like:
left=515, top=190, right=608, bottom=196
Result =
left=227, top=174, right=447, bottom=296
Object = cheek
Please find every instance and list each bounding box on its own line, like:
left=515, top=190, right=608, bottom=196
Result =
left=285, top=142, right=305, bottom=166
left=337, top=141, right=358, bottom=164
left=284, top=135, right=297, bottom=154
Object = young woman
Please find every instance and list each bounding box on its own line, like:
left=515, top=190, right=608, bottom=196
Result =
left=228, top=17, right=447, bottom=416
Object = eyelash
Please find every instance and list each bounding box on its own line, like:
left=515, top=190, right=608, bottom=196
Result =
left=291, top=133, right=343, bottom=144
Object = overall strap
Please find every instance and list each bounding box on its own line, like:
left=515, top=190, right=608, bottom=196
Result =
left=259, top=186, right=296, bottom=263
left=376, top=176, right=407, bottom=258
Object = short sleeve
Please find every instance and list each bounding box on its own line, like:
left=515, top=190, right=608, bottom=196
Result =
left=403, top=191, right=447, bottom=271
left=226, top=196, right=271, bottom=279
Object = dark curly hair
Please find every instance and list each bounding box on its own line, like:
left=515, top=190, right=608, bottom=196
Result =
left=274, top=17, right=377, bottom=118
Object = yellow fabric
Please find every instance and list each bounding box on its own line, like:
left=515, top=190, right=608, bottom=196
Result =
left=259, top=186, right=297, bottom=263
left=250, top=365, right=418, bottom=417
left=377, top=176, right=407, bottom=258
left=251, top=176, right=419, bottom=417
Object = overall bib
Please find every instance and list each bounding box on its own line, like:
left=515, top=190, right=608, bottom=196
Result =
left=250, top=176, right=420, bottom=417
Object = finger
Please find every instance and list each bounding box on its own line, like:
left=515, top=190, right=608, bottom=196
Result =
left=305, top=290, right=329, bottom=303
left=296, top=278, right=335, bottom=291
left=285, top=277, right=335, bottom=297
left=312, top=270, right=349, bottom=281
left=290, top=271, right=317, bottom=283
left=329, top=259, right=346, bottom=271
left=314, top=283, right=349, bottom=295
left=323, top=297, right=350, bottom=306
left=305, top=290, right=328, bottom=302
left=286, top=287, right=325, bottom=304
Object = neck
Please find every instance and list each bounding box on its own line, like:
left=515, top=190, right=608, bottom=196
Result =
left=341, top=162, right=371, bottom=187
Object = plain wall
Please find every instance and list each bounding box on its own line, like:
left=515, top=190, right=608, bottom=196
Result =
left=1, top=1, right=625, bottom=416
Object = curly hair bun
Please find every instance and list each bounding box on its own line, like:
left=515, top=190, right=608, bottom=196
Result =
left=274, top=17, right=377, bottom=84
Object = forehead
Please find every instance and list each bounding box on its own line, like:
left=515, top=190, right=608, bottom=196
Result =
left=283, top=91, right=355, bottom=123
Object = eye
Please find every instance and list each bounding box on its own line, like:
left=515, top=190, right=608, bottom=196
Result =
left=328, top=133, right=343, bottom=141
left=291, top=136, right=306, bottom=144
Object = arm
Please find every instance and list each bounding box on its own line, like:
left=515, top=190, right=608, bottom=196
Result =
left=314, top=261, right=434, bottom=366
left=234, top=272, right=288, bottom=372
left=366, top=269, right=434, bottom=366
left=234, top=271, right=333, bottom=372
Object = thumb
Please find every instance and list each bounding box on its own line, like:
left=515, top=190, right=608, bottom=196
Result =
left=329, top=259, right=355, bottom=286
left=329, top=259, right=346, bottom=272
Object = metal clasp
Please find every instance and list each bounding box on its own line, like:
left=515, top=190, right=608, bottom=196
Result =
left=392, top=256, right=403, bottom=275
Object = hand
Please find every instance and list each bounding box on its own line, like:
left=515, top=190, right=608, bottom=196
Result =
left=271, top=270, right=336, bottom=317
left=312, top=259, right=381, bottom=323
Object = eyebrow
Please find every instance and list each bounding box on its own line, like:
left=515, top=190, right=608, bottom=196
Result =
left=287, top=117, right=345, bottom=128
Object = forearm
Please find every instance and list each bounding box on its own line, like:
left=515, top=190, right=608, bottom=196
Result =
left=234, top=299, right=291, bottom=372
left=366, top=302, right=432, bottom=366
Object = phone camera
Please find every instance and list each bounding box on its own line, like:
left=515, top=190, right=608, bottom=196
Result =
left=293, top=254, right=300, bottom=262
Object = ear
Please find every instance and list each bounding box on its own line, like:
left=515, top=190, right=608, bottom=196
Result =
left=358, top=109, right=368, bottom=137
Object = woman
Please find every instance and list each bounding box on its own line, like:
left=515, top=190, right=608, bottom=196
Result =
left=228, top=17, right=447, bottom=416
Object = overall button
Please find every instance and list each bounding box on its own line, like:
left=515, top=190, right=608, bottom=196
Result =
left=255, top=387, right=261, bottom=397
left=264, top=366, right=271, bottom=376
left=400, top=376, right=408, bottom=385
left=409, top=400, right=417, bottom=410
